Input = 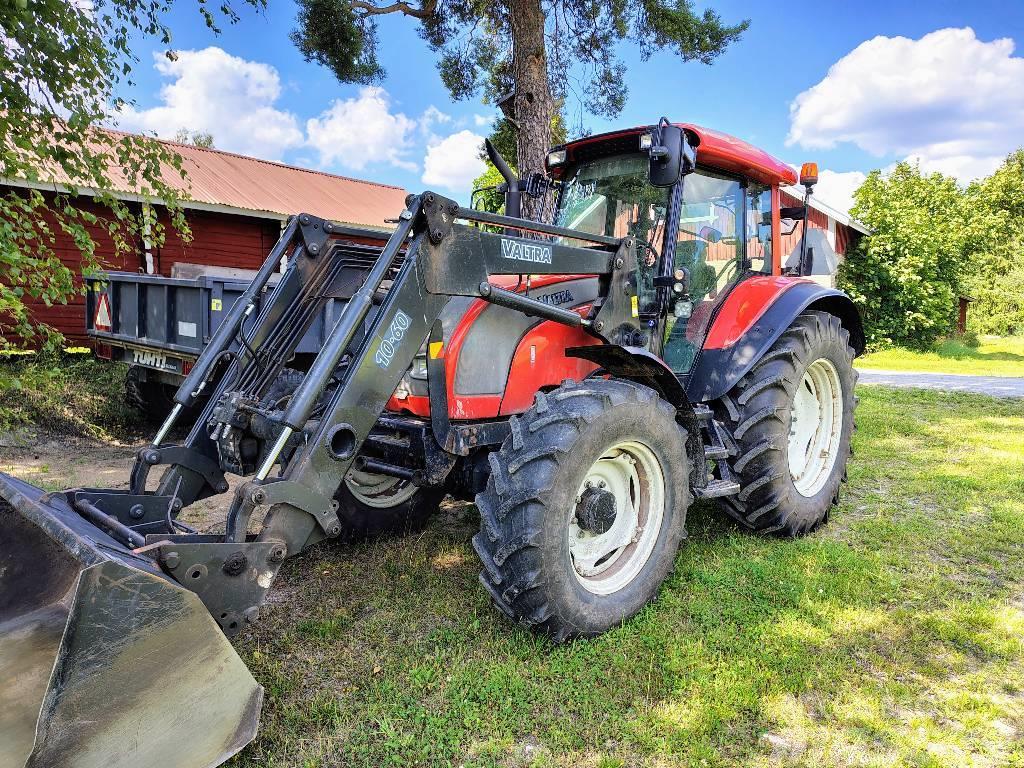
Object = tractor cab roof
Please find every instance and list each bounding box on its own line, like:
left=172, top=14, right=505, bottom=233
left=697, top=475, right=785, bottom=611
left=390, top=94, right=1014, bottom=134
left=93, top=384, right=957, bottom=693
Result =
left=559, top=123, right=798, bottom=187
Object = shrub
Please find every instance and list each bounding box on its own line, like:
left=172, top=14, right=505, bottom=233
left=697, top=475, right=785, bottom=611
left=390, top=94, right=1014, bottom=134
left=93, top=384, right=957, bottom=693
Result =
left=839, top=163, right=970, bottom=350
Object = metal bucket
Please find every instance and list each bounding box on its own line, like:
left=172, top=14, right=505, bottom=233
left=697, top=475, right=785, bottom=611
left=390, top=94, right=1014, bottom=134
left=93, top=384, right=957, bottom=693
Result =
left=0, top=473, right=263, bottom=768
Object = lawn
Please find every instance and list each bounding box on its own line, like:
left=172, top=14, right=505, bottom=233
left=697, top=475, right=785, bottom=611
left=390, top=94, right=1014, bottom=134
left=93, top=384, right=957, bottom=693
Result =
left=857, top=335, right=1024, bottom=377
left=231, top=387, right=1024, bottom=768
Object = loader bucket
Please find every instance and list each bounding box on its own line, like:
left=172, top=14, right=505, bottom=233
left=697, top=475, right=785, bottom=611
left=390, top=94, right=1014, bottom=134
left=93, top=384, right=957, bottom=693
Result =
left=0, top=472, right=263, bottom=768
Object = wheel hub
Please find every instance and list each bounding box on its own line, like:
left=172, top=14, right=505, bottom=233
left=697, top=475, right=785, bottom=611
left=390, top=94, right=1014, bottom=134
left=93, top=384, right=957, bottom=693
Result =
left=575, top=485, right=617, bottom=534
left=568, top=441, right=666, bottom=596
left=788, top=358, right=843, bottom=497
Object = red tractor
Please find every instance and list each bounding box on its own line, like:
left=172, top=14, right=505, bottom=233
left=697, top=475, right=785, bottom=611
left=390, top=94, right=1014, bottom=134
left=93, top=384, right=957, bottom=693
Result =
left=0, top=120, right=861, bottom=767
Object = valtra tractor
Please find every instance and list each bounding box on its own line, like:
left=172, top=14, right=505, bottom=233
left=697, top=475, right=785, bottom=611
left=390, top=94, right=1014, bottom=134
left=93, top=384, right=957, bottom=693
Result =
left=0, top=119, right=863, bottom=767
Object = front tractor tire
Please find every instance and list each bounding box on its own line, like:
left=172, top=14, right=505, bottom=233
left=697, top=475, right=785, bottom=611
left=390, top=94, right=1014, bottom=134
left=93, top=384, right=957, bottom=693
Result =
left=715, top=310, right=857, bottom=536
left=473, top=379, right=689, bottom=643
left=332, top=468, right=445, bottom=541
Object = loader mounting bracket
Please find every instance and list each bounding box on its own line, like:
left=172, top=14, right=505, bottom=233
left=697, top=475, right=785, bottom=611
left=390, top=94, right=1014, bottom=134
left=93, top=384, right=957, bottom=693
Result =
left=148, top=535, right=284, bottom=635
left=225, top=478, right=342, bottom=543
left=296, top=212, right=335, bottom=258
left=68, top=488, right=184, bottom=536
left=421, top=192, right=459, bottom=244
left=131, top=443, right=228, bottom=496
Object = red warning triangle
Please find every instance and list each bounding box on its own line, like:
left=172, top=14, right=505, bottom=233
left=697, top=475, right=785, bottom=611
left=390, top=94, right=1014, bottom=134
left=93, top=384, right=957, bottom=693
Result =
left=94, top=293, right=112, bottom=332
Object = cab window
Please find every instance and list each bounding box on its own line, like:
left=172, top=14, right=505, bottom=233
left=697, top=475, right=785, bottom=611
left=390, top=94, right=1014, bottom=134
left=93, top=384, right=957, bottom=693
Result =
left=746, top=183, right=772, bottom=273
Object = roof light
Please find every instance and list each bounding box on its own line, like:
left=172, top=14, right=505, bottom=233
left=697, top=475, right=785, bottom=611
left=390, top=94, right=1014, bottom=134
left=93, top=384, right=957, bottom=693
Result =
left=639, top=133, right=653, bottom=151
left=546, top=149, right=567, bottom=168
left=800, top=162, right=819, bottom=188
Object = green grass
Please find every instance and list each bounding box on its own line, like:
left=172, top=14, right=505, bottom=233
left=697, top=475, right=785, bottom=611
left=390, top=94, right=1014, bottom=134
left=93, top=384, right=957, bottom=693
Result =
left=230, top=388, right=1024, bottom=768
left=858, top=335, right=1024, bottom=377
left=0, top=352, right=141, bottom=439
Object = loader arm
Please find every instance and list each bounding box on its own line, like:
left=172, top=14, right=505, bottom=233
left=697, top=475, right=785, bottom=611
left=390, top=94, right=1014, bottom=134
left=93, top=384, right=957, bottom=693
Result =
left=126, top=191, right=641, bottom=635
left=0, top=192, right=640, bottom=768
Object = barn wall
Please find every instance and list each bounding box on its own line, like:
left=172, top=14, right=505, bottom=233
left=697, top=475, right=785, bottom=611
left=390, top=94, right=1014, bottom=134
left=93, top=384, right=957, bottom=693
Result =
left=10, top=191, right=391, bottom=346
left=779, top=189, right=861, bottom=286
left=10, top=193, right=285, bottom=345
left=12, top=194, right=140, bottom=346
left=154, top=209, right=282, bottom=275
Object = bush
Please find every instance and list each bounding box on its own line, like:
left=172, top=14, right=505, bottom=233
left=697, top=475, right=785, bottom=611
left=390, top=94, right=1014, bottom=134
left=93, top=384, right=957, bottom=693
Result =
left=962, top=149, right=1024, bottom=336
left=0, top=352, right=141, bottom=439
left=839, top=163, right=970, bottom=350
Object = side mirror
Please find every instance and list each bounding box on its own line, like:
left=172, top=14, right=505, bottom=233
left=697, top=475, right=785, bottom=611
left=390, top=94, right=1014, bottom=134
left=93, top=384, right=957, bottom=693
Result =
left=646, top=120, right=696, bottom=188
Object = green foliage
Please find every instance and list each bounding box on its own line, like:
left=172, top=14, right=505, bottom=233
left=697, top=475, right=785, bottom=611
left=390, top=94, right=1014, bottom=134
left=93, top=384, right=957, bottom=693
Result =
left=0, top=352, right=140, bottom=438
left=292, top=0, right=746, bottom=158
left=0, top=0, right=259, bottom=348
left=839, top=163, right=971, bottom=349
left=172, top=128, right=216, bottom=148
left=857, top=335, right=1024, bottom=377
left=290, top=0, right=384, bottom=84
left=962, top=150, right=1024, bottom=335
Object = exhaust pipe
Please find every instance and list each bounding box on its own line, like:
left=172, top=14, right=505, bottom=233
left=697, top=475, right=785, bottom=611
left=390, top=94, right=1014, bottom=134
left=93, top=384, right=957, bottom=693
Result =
left=0, top=473, right=262, bottom=768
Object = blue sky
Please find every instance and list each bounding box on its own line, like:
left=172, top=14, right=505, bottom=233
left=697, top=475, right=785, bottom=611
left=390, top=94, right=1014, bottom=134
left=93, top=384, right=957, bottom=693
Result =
left=116, top=0, right=1024, bottom=213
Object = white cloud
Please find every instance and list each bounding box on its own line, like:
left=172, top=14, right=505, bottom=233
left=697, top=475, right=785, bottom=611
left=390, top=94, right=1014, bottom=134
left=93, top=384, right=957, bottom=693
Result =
left=787, top=27, right=1024, bottom=181
left=812, top=169, right=867, bottom=216
left=419, top=106, right=451, bottom=138
left=116, top=47, right=303, bottom=160
left=422, top=130, right=486, bottom=192
left=306, top=86, right=418, bottom=172
left=473, top=113, right=497, bottom=128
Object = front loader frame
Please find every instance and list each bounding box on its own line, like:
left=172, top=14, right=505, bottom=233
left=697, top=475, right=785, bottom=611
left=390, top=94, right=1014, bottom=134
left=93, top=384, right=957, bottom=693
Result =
left=83, top=192, right=647, bottom=633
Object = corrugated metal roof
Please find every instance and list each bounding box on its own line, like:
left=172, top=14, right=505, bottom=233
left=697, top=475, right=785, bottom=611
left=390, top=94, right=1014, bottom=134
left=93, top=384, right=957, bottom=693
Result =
left=29, top=129, right=410, bottom=228
left=781, top=186, right=871, bottom=235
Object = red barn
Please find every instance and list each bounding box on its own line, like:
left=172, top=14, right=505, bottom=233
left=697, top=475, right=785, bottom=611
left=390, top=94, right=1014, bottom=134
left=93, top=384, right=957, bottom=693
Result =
left=779, top=187, right=869, bottom=284
left=4, top=132, right=406, bottom=345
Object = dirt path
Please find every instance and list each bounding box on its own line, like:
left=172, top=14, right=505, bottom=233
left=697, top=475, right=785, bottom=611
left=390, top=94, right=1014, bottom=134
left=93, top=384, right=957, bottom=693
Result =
left=0, top=432, right=236, bottom=531
left=856, top=368, right=1024, bottom=397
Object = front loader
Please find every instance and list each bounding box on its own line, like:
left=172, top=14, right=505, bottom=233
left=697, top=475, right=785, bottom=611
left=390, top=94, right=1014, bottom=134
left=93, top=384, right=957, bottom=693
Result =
left=0, top=120, right=864, bottom=768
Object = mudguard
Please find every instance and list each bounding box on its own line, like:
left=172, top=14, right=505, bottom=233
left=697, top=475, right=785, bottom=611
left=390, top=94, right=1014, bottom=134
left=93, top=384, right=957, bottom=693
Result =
left=685, top=280, right=864, bottom=403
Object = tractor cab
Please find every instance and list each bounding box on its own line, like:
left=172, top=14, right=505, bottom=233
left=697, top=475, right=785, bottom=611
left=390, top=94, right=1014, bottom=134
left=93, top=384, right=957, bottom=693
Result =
left=544, top=122, right=802, bottom=374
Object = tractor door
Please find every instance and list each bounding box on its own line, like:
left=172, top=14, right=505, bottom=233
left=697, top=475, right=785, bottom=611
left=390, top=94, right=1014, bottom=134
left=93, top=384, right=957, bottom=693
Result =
left=656, top=171, right=773, bottom=373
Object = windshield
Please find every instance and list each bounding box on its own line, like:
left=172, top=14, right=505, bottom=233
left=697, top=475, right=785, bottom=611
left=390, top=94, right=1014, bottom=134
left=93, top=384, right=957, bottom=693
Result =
left=554, top=154, right=670, bottom=260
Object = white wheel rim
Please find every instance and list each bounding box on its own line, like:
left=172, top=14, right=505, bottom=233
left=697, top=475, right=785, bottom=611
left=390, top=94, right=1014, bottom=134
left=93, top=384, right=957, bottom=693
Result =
left=344, top=466, right=419, bottom=508
left=568, top=440, right=666, bottom=596
left=788, top=358, right=843, bottom=497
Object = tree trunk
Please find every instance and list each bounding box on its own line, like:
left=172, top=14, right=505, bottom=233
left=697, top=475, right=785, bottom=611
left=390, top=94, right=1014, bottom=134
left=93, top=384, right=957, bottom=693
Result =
left=509, top=0, right=552, bottom=221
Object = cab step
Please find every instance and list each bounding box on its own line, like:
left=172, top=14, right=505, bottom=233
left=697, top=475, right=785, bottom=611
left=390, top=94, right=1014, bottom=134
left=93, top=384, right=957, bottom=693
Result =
left=693, top=479, right=741, bottom=499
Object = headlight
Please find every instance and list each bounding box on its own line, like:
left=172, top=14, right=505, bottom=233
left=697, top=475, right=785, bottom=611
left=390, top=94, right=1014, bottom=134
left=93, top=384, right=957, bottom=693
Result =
left=545, top=149, right=567, bottom=168
left=409, top=354, right=428, bottom=380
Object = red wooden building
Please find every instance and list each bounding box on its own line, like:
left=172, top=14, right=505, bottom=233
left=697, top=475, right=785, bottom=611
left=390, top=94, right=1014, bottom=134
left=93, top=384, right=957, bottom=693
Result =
left=6, top=132, right=406, bottom=344
left=779, top=187, right=870, bottom=283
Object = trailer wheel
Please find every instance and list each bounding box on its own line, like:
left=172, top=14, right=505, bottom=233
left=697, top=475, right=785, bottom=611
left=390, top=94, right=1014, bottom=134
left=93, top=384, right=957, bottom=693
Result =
left=715, top=311, right=856, bottom=536
left=125, top=365, right=181, bottom=423
left=473, top=378, right=688, bottom=642
left=332, top=470, right=445, bottom=541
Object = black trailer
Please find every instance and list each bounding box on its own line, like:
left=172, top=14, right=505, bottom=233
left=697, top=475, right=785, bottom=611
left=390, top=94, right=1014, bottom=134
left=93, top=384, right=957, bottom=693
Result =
left=85, top=224, right=393, bottom=416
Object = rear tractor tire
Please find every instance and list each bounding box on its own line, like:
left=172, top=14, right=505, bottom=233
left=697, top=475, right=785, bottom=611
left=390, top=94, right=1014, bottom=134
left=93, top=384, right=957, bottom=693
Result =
left=715, top=310, right=856, bottom=536
left=473, top=378, right=689, bottom=642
